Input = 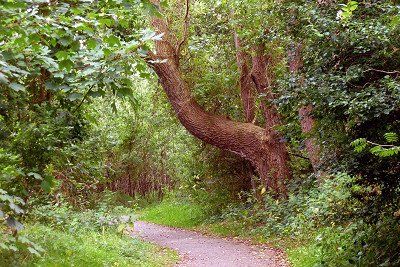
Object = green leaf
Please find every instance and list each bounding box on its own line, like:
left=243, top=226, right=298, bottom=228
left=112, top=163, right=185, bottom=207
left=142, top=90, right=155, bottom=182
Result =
left=45, top=81, right=58, bottom=91
left=384, top=132, right=398, bottom=143
left=55, top=51, right=69, bottom=60
left=117, top=87, right=132, bottom=97
left=88, top=91, right=104, bottom=98
left=87, top=38, right=97, bottom=50
left=27, top=247, right=41, bottom=256
left=6, top=217, right=24, bottom=231
left=27, top=172, right=43, bottom=180
left=117, top=223, right=126, bottom=233
left=0, top=73, right=9, bottom=84
left=104, top=35, right=121, bottom=47
left=370, top=146, right=383, bottom=155
left=59, top=59, right=74, bottom=71
left=99, top=18, right=114, bottom=27
left=68, top=93, right=83, bottom=101
left=351, top=138, right=367, bottom=153
left=40, top=180, right=52, bottom=193
left=141, top=0, right=162, bottom=17
left=9, top=83, right=25, bottom=92
left=9, top=202, right=23, bottom=214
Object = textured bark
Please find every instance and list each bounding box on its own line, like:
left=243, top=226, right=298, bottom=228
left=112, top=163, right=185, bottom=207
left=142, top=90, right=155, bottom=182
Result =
left=148, top=14, right=289, bottom=194
left=234, top=33, right=256, bottom=123
left=289, top=43, right=322, bottom=175
left=250, top=44, right=291, bottom=193
left=233, top=34, right=259, bottom=193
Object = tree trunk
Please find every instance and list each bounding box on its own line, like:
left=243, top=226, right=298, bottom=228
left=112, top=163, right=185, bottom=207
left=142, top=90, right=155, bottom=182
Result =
left=233, top=33, right=258, bottom=192
left=288, top=43, right=322, bottom=176
left=233, top=33, right=256, bottom=123
left=250, top=44, right=291, bottom=194
left=148, top=15, right=288, bottom=194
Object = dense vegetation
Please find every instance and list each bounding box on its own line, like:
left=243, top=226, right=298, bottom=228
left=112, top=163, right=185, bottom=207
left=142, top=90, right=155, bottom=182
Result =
left=1, top=0, right=399, bottom=266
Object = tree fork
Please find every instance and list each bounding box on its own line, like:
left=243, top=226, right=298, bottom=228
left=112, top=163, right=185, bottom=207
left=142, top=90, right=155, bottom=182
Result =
left=147, top=2, right=289, bottom=195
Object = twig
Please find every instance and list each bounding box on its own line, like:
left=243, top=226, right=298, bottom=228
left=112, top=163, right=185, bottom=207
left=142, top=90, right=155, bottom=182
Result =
left=176, top=0, right=190, bottom=61
left=73, top=85, right=94, bottom=113
left=366, top=140, right=397, bottom=148
left=364, top=68, right=400, bottom=75
left=289, top=152, right=310, bottom=160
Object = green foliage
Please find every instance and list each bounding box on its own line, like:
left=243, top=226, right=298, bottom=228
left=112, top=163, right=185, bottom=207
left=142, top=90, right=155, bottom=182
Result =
left=31, top=201, right=136, bottom=234
left=1, top=223, right=177, bottom=267
left=200, top=173, right=400, bottom=266
left=289, top=216, right=400, bottom=267
left=0, top=0, right=151, bottom=102
left=1, top=0, right=399, bottom=266
left=352, top=132, right=400, bottom=157
left=141, top=197, right=207, bottom=228
left=338, top=1, right=359, bottom=22
left=0, top=149, right=44, bottom=257
left=1, top=198, right=178, bottom=266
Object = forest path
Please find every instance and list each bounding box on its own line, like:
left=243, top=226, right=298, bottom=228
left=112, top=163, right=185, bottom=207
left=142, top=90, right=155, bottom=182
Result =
left=132, top=221, right=288, bottom=267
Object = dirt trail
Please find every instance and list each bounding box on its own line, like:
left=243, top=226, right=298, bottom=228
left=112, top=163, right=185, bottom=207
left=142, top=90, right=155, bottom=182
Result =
left=132, top=221, right=289, bottom=267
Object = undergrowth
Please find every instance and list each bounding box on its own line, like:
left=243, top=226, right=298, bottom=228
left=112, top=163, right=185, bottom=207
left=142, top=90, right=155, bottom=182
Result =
left=140, top=173, right=400, bottom=267
left=1, top=224, right=177, bottom=267
left=1, top=202, right=178, bottom=267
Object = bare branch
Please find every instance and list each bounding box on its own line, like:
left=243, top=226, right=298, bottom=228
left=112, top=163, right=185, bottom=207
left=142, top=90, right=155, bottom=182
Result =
left=366, top=140, right=397, bottom=148
left=364, top=68, right=400, bottom=75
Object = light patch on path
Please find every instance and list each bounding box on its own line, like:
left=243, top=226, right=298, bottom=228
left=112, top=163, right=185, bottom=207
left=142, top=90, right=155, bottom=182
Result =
left=132, top=221, right=289, bottom=267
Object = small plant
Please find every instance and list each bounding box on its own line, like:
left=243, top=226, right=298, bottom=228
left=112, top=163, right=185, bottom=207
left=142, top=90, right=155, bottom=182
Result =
left=0, top=189, right=44, bottom=257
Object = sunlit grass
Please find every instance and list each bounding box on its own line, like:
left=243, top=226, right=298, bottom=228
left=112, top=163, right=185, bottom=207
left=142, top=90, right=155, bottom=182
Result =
left=140, top=199, right=207, bottom=228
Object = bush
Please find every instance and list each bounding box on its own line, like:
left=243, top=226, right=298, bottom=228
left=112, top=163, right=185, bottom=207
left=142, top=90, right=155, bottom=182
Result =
left=30, top=201, right=136, bottom=233
left=207, top=172, right=400, bottom=266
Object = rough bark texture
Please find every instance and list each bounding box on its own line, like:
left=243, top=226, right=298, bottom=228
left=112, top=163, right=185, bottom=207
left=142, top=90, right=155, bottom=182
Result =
left=250, top=44, right=291, bottom=193
left=148, top=14, right=289, bottom=194
left=234, top=33, right=256, bottom=123
left=289, top=43, right=322, bottom=175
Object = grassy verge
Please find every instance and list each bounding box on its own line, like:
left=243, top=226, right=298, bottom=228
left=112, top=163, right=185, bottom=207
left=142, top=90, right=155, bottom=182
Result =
left=198, top=220, right=320, bottom=266
left=1, top=223, right=178, bottom=267
left=140, top=199, right=207, bottom=228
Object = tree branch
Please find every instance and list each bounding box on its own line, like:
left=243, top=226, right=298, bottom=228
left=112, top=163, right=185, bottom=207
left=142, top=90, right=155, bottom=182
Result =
left=175, top=0, right=190, bottom=62
left=364, top=68, right=400, bottom=75
left=73, top=85, right=94, bottom=113
left=366, top=140, right=397, bottom=148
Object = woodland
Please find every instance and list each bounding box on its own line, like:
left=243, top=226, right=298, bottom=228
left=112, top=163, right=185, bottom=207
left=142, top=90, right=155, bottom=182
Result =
left=0, top=0, right=399, bottom=266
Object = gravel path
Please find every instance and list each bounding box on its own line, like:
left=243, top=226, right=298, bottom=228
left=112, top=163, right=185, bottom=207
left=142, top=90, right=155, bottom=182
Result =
left=132, top=221, right=289, bottom=267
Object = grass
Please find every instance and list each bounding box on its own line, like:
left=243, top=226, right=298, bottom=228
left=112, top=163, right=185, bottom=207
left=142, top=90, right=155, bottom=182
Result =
left=1, top=224, right=178, bottom=267
left=140, top=199, right=207, bottom=228
left=286, top=243, right=320, bottom=267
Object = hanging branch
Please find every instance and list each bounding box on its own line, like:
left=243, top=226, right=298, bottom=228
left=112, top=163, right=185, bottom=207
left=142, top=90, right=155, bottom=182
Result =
left=175, top=0, right=190, bottom=62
